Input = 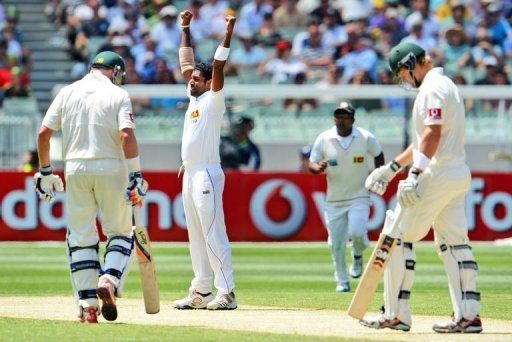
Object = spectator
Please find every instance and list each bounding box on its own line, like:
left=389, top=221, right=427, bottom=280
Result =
left=483, top=69, right=512, bottom=110
left=199, top=0, right=227, bottom=37
left=150, top=5, right=180, bottom=56
left=372, top=25, right=394, bottom=58
left=3, top=66, right=30, bottom=98
left=274, top=0, right=307, bottom=28
left=255, top=12, right=283, bottom=46
left=231, top=33, right=267, bottom=69
left=133, top=34, right=165, bottom=78
left=332, top=22, right=363, bottom=61
left=2, top=8, right=23, bottom=44
left=152, top=58, right=177, bottom=84
left=145, top=0, right=171, bottom=27
left=188, top=0, right=212, bottom=41
left=310, top=0, right=342, bottom=24
left=338, top=0, right=372, bottom=22
left=475, top=55, right=499, bottom=85
left=238, top=0, right=273, bottom=34
left=440, top=0, right=477, bottom=41
left=405, top=0, right=440, bottom=39
left=260, top=40, right=307, bottom=84
left=283, top=72, right=318, bottom=111
left=336, top=38, right=378, bottom=83
left=292, top=18, right=333, bottom=67
left=384, top=7, right=407, bottom=46
left=401, top=16, right=437, bottom=54
left=369, top=0, right=389, bottom=30
left=439, top=24, right=471, bottom=77
left=18, top=150, right=39, bottom=173
left=124, top=55, right=141, bottom=84
left=479, top=2, right=511, bottom=46
left=471, top=27, right=503, bottom=69
left=321, top=8, right=347, bottom=48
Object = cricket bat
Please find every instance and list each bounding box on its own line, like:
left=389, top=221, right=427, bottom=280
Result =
left=347, top=208, right=404, bottom=320
left=133, top=206, right=160, bottom=314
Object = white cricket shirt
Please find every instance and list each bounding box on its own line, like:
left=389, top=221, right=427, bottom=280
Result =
left=413, top=67, right=466, bottom=167
left=310, top=125, right=382, bottom=205
left=181, top=87, right=226, bottom=167
left=42, top=71, right=135, bottom=161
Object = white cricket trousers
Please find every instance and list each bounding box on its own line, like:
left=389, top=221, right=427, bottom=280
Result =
left=182, top=163, right=235, bottom=295
left=324, top=203, right=370, bottom=284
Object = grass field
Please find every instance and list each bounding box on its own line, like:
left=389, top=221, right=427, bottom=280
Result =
left=0, top=242, right=511, bottom=340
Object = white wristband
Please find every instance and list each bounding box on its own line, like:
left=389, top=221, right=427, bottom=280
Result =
left=412, top=149, right=431, bottom=171
left=126, top=156, right=141, bottom=172
left=214, top=46, right=230, bottom=61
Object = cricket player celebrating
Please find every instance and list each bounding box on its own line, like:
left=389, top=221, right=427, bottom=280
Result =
left=308, top=102, right=384, bottom=292
left=361, top=42, right=482, bottom=333
left=172, top=11, right=237, bottom=310
left=34, top=51, right=147, bottom=323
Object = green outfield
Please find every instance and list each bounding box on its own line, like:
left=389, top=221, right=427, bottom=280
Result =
left=0, top=242, right=510, bottom=340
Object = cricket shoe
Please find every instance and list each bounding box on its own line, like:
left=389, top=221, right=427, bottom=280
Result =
left=79, top=307, right=99, bottom=324
left=336, top=282, right=350, bottom=292
left=432, top=316, right=483, bottom=333
left=349, top=254, right=363, bottom=279
left=359, top=313, right=411, bottom=332
left=97, top=278, right=117, bottom=321
left=207, top=292, right=237, bottom=310
left=173, top=290, right=214, bottom=310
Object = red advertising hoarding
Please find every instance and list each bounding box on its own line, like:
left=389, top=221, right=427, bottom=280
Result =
left=0, top=172, right=511, bottom=241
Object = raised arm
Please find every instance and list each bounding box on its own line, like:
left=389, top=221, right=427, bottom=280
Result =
left=212, top=15, right=236, bottom=92
left=179, top=10, right=194, bottom=86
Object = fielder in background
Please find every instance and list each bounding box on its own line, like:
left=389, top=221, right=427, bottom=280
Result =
left=172, top=10, right=237, bottom=310
left=361, top=42, right=482, bottom=333
left=308, top=102, right=385, bottom=292
left=34, top=51, right=148, bottom=323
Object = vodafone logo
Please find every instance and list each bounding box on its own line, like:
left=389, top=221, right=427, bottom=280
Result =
left=250, top=179, right=306, bottom=239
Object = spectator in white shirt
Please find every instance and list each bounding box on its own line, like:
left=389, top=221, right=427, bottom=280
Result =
left=188, top=0, right=212, bottom=41
left=231, top=33, right=267, bottom=69
left=401, top=17, right=437, bottom=54
left=239, top=0, right=273, bottom=34
left=321, top=8, right=347, bottom=48
left=150, top=5, right=181, bottom=56
left=405, top=0, right=440, bottom=39
left=260, top=40, right=308, bottom=84
left=200, top=0, right=228, bottom=37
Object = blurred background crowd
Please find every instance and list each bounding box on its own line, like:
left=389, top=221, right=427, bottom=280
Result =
left=41, top=0, right=512, bottom=91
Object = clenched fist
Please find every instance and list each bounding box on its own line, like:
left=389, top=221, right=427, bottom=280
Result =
left=225, top=15, right=236, bottom=33
left=180, top=10, right=193, bottom=27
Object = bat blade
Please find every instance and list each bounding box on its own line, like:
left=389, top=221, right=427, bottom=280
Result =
left=347, top=233, right=397, bottom=320
left=133, top=208, right=160, bottom=314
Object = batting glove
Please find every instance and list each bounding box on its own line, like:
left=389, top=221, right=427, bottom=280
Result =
left=126, top=171, right=148, bottom=207
left=365, top=161, right=399, bottom=195
left=397, top=170, right=420, bottom=208
left=34, top=169, right=64, bottom=202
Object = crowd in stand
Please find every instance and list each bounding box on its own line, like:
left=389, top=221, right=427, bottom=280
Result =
left=45, top=0, right=512, bottom=111
left=0, top=5, right=32, bottom=101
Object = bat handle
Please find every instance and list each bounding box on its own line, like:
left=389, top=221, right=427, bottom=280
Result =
left=133, top=205, right=142, bottom=227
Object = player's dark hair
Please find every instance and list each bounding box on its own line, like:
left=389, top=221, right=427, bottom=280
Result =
left=195, top=62, right=213, bottom=81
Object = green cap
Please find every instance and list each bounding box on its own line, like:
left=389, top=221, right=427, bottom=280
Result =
left=91, top=51, right=126, bottom=85
left=388, top=42, right=425, bottom=75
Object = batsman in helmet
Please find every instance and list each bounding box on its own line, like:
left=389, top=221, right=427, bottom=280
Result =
left=361, top=42, right=482, bottom=333
left=35, top=51, right=148, bottom=323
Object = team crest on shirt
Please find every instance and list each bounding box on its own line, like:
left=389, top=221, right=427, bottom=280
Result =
left=353, top=156, right=364, bottom=163
left=190, top=109, right=200, bottom=123
left=428, top=108, right=442, bottom=120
